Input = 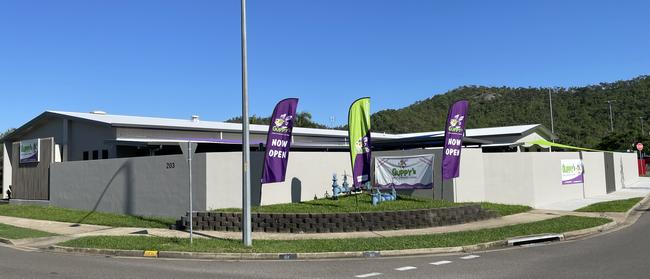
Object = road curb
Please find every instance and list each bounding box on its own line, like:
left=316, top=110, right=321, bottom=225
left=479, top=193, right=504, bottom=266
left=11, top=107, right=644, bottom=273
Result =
left=0, top=237, right=14, bottom=246
left=625, top=194, right=650, bottom=219
left=47, top=246, right=146, bottom=258
left=564, top=194, right=650, bottom=240
left=40, top=196, right=650, bottom=261
left=42, top=221, right=612, bottom=261
left=42, top=219, right=620, bottom=261
left=46, top=242, right=512, bottom=260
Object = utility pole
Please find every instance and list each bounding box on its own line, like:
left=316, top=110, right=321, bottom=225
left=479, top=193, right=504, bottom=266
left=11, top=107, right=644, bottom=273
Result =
left=241, top=0, right=252, bottom=247
left=606, top=100, right=616, bottom=133
left=641, top=117, right=645, bottom=137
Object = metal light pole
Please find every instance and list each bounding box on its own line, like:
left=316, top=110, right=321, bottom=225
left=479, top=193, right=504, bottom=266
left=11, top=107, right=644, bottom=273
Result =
left=641, top=117, right=645, bottom=137
left=606, top=100, right=616, bottom=132
left=187, top=141, right=193, bottom=244
left=241, top=0, right=252, bottom=247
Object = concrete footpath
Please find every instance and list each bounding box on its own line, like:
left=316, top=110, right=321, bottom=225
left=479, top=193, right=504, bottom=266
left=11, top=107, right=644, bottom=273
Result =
left=537, top=177, right=650, bottom=211
left=0, top=184, right=648, bottom=259
left=0, top=207, right=630, bottom=248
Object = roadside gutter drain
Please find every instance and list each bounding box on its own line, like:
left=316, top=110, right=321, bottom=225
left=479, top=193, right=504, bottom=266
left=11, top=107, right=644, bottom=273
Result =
left=507, top=234, right=564, bottom=246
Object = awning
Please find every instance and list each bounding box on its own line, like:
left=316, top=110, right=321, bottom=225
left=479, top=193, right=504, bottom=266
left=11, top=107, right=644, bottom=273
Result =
left=109, top=137, right=349, bottom=150
left=372, top=135, right=492, bottom=151
left=526, top=139, right=603, bottom=152
left=480, top=142, right=525, bottom=148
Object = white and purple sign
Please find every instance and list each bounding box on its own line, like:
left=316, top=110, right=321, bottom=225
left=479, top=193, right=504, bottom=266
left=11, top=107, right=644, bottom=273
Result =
left=19, top=139, right=40, bottom=163
left=374, top=154, right=434, bottom=189
left=442, top=100, right=469, bottom=180
left=561, top=159, right=584, bottom=185
left=261, top=98, right=299, bottom=184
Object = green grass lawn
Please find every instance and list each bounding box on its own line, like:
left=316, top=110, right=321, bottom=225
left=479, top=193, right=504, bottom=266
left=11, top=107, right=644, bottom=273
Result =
left=60, top=215, right=609, bottom=253
left=0, top=223, right=57, bottom=239
left=217, top=194, right=532, bottom=216
left=0, top=205, right=175, bottom=228
left=575, top=197, right=644, bottom=213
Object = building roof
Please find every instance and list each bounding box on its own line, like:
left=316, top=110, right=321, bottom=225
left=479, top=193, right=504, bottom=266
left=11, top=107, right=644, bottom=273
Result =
left=1, top=110, right=555, bottom=144
left=46, top=110, right=371, bottom=138
left=394, top=124, right=556, bottom=140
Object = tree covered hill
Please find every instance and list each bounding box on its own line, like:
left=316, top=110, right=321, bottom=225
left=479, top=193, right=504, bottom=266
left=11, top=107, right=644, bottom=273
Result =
left=226, top=76, right=650, bottom=150
left=372, top=75, right=650, bottom=149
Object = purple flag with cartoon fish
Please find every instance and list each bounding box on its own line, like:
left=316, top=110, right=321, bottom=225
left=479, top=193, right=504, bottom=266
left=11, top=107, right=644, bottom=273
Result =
left=261, top=98, right=299, bottom=184
left=442, top=100, right=469, bottom=180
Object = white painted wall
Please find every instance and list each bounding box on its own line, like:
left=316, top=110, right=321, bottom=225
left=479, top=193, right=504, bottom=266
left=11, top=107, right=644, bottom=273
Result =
left=455, top=150, right=640, bottom=207
left=530, top=153, right=584, bottom=207
left=205, top=151, right=351, bottom=210
left=581, top=152, right=607, bottom=197
left=2, top=142, right=11, bottom=199
left=481, top=153, right=535, bottom=206
left=613, top=152, right=638, bottom=190
left=205, top=152, right=246, bottom=210
left=259, top=152, right=352, bottom=206
left=454, top=148, right=485, bottom=202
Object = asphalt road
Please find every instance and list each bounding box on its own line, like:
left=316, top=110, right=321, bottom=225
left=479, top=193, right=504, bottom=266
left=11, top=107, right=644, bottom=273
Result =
left=1, top=209, right=649, bottom=279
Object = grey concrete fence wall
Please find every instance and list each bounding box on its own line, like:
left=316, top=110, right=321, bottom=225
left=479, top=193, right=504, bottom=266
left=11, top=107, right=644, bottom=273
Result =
left=50, top=154, right=206, bottom=217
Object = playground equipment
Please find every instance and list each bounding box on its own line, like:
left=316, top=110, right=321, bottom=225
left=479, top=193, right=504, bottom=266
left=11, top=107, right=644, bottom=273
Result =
left=371, top=186, right=397, bottom=206
left=331, top=173, right=352, bottom=199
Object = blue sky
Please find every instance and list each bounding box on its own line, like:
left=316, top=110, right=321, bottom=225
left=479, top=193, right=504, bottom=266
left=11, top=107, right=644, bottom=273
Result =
left=1, top=0, right=649, bottom=131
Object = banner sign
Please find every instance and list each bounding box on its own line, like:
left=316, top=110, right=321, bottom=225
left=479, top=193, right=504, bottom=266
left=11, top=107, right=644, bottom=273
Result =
left=19, top=138, right=40, bottom=163
left=261, top=98, right=299, bottom=184
left=561, top=159, right=584, bottom=185
left=374, top=154, right=434, bottom=189
left=442, top=100, right=469, bottom=180
left=348, top=97, right=372, bottom=187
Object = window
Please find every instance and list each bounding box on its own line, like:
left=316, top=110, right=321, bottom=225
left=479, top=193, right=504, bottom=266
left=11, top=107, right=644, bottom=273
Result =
left=92, top=150, right=98, bottom=160
left=102, top=149, right=108, bottom=159
left=83, top=151, right=89, bottom=160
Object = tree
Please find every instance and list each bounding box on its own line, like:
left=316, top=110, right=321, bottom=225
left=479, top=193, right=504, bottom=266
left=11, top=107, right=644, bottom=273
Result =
left=0, top=128, right=14, bottom=140
left=226, top=111, right=330, bottom=129
left=595, top=131, right=648, bottom=152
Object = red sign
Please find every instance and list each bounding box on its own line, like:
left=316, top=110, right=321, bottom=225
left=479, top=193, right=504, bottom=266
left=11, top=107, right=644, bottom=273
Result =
left=637, top=143, right=644, bottom=151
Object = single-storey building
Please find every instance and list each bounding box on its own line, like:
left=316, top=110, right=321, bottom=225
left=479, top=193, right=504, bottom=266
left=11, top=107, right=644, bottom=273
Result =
left=4, top=110, right=632, bottom=218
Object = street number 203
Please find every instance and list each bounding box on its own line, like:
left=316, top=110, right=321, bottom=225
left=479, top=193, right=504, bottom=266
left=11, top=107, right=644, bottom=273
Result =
left=166, top=162, right=175, bottom=169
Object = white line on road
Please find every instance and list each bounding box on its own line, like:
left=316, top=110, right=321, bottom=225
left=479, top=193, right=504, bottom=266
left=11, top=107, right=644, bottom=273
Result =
left=460, top=255, right=480, bottom=260
left=355, top=272, right=383, bottom=278
left=395, top=266, right=417, bottom=271
left=430, top=260, right=453, bottom=266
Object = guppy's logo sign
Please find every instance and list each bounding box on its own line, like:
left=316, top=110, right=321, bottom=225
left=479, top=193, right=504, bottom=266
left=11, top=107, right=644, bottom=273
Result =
left=448, top=114, right=465, bottom=133
left=272, top=113, right=293, bottom=133
left=391, top=159, right=416, bottom=177
left=354, top=136, right=370, bottom=154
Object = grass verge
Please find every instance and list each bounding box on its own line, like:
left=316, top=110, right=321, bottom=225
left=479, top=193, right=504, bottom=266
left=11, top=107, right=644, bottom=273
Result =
left=60, top=216, right=609, bottom=253
left=0, top=223, right=57, bottom=239
left=217, top=194, right=532, bottom=216
left=0, top=205, right=175, bottom=228
left=575, top=197, right=644, bottom=212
